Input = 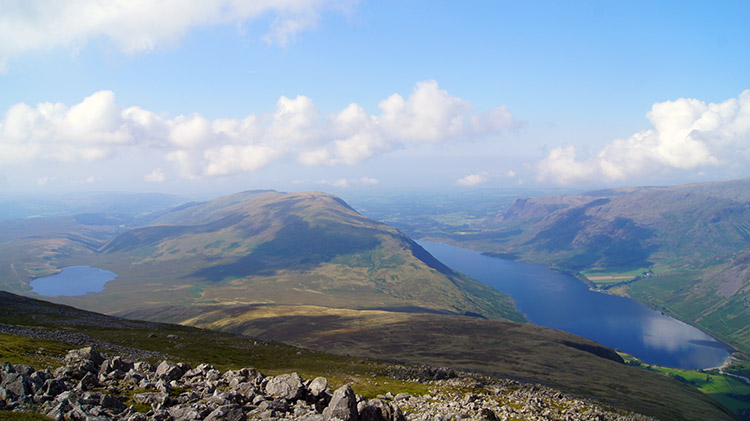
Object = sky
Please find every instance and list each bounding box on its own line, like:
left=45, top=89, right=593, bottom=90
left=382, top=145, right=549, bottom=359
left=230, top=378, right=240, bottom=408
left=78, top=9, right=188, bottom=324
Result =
left=1, top=0, right=749, bottom=197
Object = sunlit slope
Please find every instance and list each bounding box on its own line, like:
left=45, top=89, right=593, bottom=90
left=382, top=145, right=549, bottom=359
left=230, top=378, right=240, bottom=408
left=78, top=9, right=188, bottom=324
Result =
left=432, top=178, right=750, bottom=351
left=49, top=191, right=522, bottom=321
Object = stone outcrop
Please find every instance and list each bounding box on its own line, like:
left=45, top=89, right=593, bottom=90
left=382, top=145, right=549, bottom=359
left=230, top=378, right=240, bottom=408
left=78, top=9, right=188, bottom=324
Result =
left=0, top=347, right=653, bottom=420
left=0, top=347, right=403, bottom=420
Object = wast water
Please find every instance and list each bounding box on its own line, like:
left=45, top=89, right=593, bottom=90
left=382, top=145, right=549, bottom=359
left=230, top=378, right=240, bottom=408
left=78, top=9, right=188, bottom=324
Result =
left=420, top=241, right=730, bottom=369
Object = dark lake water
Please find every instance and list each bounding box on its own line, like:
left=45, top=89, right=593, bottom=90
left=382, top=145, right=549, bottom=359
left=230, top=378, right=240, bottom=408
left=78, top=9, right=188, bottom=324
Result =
left=30, top=266, right=117, bottom=297
left=420, top=241, right=731, bottom=369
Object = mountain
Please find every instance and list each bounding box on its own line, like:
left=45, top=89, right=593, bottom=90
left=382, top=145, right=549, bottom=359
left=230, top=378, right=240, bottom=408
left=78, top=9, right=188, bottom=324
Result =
left=0, top=190, right=522, bottom=322
left=424, top=178, right=750, bottom=352
left=0, top=291, right=735, bottom=420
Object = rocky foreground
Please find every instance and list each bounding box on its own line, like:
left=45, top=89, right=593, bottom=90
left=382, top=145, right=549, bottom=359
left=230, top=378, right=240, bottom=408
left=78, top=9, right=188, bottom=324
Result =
left=0, top=347, right=653, bottom=420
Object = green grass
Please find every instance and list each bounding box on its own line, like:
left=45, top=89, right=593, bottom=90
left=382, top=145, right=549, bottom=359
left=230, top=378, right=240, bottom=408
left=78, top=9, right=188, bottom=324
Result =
left=0, top=333, right=70, bottom=368
left=0, top=303, right=431, bottom=400
left=620, top=352, right=750, bottom=414
left=0, top=412, right=52, bottom=421
left=0, top=291, right=738, bottom=420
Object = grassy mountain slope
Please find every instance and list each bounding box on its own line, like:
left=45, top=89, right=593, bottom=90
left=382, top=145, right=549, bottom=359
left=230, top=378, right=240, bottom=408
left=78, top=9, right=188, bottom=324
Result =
left=423, top=178, right=750, bottom=352
left=0, top=190, right=522, bottom=322
left=116, top=302, right=737, bottom=420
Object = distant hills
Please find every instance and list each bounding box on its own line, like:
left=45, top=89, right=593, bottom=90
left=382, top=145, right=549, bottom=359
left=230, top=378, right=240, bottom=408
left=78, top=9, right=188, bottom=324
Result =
left=423, top=178, right=750, bottom=353
left=0, top=190, right=522, bottom=322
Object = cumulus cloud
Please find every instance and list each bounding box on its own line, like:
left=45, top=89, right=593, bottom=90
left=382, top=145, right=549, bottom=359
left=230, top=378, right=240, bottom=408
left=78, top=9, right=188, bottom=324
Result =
left=75, top=176, right=98, bottom=185
left=0, top=81, right=516, bottom=180
left=301, top=80, right=516, bottom=166
left=456, top=172, right=489, bottom=186
left=0, top=0, right=355, bottom=71
left=36, top=176, right=55, bottom=186
left=144, top=169, right=166, bottom=183
left=321, top=177, right=379, bottom=188
left=537, top=90, right=750, bottom=185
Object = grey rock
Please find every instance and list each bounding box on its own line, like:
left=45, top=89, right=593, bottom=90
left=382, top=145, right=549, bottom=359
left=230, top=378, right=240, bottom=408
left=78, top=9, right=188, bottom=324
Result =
left=77, top=371, right=99, bottom=391
left=43, top=398, right=71, bottom=421
left=0, top=386, right=17, bottom=402
left=1, top=372, right=32, bottom=396
left=266, top=372, right=305, bottom=400
left=12, top=364, right=34, bottom=376
left=393, top=392, right=410, bottom=402
left=323, top=385, right=358, bottom=421
left=100, top=393, right=127, bottom=412
left=359, top=398, right=405, bottom=421
left=155, top=360, right=184, bottom=381
left=64, top=347, right=104, bottom=367
left=205, top=403, right=247, bottom=421
left=308, top=376, right=328, bottom=398
left=133, top=391, right=169, bottom=406
left=133, top=361, right=153, bottom=373
left=169, top=404, right=204, bottom=420
left=478, top=407, right=499, bottom=421
left=257, top=398, right=290, bottom=413
left=1, top=362, right=15, bottom=374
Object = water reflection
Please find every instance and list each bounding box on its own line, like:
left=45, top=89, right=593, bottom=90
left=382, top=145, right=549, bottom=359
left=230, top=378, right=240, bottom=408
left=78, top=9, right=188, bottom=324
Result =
left=30, top=266, right=117, bottom=297
left=420, top=241, right=731, bottom=369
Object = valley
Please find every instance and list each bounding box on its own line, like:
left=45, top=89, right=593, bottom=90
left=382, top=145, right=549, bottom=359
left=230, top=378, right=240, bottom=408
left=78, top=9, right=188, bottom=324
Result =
left=354, top=179, right=750, bottom=359
left=2, top=185, right=750, bottom=419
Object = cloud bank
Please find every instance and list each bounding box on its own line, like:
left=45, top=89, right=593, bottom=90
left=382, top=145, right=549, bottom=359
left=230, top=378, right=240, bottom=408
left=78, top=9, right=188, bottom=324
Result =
left=538, top=90, right=750, bottom=185
left=0, top=0, right=355, bottom=71
left=0, top=81, right=516, bottom=179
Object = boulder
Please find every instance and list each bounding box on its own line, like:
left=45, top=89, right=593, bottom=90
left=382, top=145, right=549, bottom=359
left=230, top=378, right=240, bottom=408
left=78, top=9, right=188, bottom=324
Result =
left=168, top=404, right=204, bottom=420
left=64, top=347, right=104, bottom=367
left=308, top=376, right=328, bottom=398
left=1, top=372, right=32, bottom=396
left=265, top=373, right=305, bottom=400
left=155, top=360, right=184, bottom=381
left=359, top=398, right=405, bottom=421
left=323, top=385, right=358, bottom=421
left=204, top=404, right=247, bottom=421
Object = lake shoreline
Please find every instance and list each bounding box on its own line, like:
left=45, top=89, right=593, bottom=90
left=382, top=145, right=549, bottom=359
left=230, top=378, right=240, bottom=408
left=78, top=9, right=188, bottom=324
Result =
left=420, top=240, right=731, bottom=370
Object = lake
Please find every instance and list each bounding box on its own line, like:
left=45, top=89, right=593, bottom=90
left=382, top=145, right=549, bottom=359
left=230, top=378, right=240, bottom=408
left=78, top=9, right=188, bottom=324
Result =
left=30, top=266, right=117, bottom=297
left=420, top=241, right=731, bottom=369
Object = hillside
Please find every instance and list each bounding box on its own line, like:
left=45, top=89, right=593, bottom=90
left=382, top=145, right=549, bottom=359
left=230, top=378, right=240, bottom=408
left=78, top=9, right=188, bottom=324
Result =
left=0, top=190, right=522, bottom=322
left=0, top=291, right=734, bottom=420
left=419, top=178, right=750, bottom=353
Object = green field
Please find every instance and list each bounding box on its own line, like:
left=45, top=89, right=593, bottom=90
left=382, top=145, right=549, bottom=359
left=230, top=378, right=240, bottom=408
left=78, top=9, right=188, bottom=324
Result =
left=581, top=268, right=651, bottom=288
left=620, top=353, right=750, bottom=414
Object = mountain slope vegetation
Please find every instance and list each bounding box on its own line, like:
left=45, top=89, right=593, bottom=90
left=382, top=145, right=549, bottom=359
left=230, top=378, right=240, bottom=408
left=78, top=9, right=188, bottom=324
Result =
left=421, top=178, right=750, bottom=352
left=1, top=291, right=735, bottom=420
left=0, top=190, right=522, bottom=322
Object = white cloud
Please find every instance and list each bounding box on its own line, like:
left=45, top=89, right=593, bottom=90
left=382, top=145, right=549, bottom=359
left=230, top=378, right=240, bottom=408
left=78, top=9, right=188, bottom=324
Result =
left=332, top=178, right=350, bottom=188
left=359, top=177, right=379, bottom=185
left=144, top=169, right=166, bottom=183
left=321, top=177, right=380, bottom=188
left=36, top=176, right=55, bottom=186
left=75, top=176, right=98, bottom=185
left=0, top=81, right=516, bottom=180
left=0, top=0, right=356, bottom=71
left=537, top=90, right=750, bottom=185
left=300, top=80, right=517, bottom=166
left=0, top=91, right=135, bottom=165
left=456, top=172, right=489, bottom=186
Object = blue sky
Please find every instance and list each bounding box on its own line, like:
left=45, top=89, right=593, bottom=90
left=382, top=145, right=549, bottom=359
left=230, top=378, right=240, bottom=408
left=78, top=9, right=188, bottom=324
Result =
left=1, top=0, right=749, bottom=196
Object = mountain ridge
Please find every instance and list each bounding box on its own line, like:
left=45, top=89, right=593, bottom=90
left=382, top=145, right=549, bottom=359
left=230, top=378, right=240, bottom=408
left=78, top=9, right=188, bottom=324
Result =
left=420, top=177, right=750, bottom=353
left=0, top=190, right=523, bottom=322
